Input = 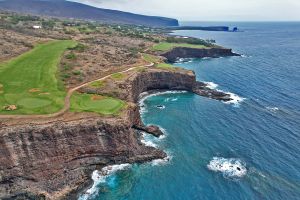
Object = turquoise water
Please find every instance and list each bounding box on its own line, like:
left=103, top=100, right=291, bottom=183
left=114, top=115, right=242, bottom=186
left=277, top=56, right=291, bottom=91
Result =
left=86, top=23, right=300, bottom=200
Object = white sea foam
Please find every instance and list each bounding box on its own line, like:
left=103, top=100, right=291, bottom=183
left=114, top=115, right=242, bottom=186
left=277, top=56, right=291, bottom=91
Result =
left=207, top=157, right=247, bottom=178
left=138, top=90, right=187, bottom=111
left=224, top=92, right=245, bottom=106
left=140, top=132, right=158, bottom=147
left=175, top=58, right=195, bottom=63
left=151, top=154, right=172, bottom=166
left=203, top=81, right=245, bottom=106
left=266, top=106, right=279, bottom=112
left=79, top=164, right=131, bottom=200
left=204, top=81, right=219, bottom=90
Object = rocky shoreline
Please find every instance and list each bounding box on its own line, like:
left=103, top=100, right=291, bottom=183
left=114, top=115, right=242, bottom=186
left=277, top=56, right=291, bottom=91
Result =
left=0, top=46, right=239, bottom=199
left=161, top=47, right=240, bottom=62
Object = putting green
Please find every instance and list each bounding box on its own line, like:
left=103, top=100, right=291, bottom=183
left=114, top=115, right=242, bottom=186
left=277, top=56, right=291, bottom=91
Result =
left=71, top=93, right=125, bottom=115
left=17, top=98, right=52, bottom=109
left=0, top=40, right=76, bottom=114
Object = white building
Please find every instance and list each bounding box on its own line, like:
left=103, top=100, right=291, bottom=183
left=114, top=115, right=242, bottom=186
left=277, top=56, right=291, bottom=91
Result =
left=33, top=25, right=42, bottom=29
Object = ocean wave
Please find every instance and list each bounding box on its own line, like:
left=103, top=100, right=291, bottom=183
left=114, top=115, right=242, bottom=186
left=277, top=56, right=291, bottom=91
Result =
left=204, top=81, right=245, bottom=106
left=140, top=132, right=158, bottom=147
left=165, top=97, right=178, bottom=102
left=204, top=81, right=219, bottom=90
left=266, top=106, right=279, bottom=112
left=151, top=152, right=173, bottom=166
left=224, top=92, right=246, bottom=106
left=79, top=164, right=131, bottom=200
left=207, top=157, right=247, bottom=178
left=139, top=90, right=187, bottom=114
left=175, top=58, right=195, bottom=63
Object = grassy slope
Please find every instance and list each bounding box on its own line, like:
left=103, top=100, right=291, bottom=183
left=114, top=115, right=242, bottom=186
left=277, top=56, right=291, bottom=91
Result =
left=152, top=42, right=208, bottom=52
left=70, top=93, right=125, bottom=115
left=142, top=53, right=161, bottom=63
left=0, top=40, right=76, bottom=114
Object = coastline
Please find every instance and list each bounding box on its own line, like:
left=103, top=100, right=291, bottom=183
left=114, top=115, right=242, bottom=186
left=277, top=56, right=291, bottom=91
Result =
left=0, top=44, right=240, bottom=199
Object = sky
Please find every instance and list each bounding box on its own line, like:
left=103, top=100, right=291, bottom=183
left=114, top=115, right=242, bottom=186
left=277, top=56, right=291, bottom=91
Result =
left=70, top=0, right=300, bottom=21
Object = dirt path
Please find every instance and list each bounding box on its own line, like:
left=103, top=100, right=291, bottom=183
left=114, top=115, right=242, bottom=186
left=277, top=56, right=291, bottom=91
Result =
left=0, top=63, right=154, bottom=120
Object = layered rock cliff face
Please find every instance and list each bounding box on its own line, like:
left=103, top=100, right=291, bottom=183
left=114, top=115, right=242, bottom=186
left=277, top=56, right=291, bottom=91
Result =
left=161, top=47, right=240, bottom=62
left=129, top=70, right=196, bottom=102
left=0, top=118, right=165, bottom=199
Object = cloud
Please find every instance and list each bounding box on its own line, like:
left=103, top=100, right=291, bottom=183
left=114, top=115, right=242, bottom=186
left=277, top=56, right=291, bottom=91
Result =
left=70, top=0, right=300, bottom=21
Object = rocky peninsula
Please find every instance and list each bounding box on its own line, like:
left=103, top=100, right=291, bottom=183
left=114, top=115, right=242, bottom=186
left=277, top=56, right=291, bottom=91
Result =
left=0, top=47, right=238, bottom=199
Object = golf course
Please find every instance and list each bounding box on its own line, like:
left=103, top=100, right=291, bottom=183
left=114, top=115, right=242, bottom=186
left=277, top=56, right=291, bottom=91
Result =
left=0, top=40, right=77, bottom=114
left=0, top=40, right=130, bottom=116
left=70, top=93, right=125, bottom=115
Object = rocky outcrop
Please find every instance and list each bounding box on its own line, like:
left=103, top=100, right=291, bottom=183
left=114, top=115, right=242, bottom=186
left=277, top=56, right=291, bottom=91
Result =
left=82, top=68, right=233, bottom=105
left=132, top=125, right=164, bottom=137
left=161, top=47, right=240, bottom=62
left=0, top=118, right=166, bottom=199
left=0, top=68, right=233, bottom=199
left=193, top=82, right=232, bottom=102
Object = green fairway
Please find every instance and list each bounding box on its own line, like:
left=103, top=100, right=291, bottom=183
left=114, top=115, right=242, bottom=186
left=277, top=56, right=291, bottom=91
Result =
left=152, top=42, right=208, bottom=52
left=0, top=40, right=76, bottom=114
left=70, top=93, right=125, bottom=115
left=142, top=53, right=161, bottom=63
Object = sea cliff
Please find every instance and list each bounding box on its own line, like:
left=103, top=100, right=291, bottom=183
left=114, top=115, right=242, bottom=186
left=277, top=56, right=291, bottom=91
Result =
left=161, top=47, right=240, bottom=62
left=0, top=67, right=233, bottom=199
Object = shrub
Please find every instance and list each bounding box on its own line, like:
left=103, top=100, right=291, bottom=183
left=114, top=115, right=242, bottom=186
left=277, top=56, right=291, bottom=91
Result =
left=65, top=53, right=76, bottom=60
left=166, top=37, right=213, bottom=47
left=72, top=70, right=81, bottom=75
left=62, top=73, right=71, bottom=79
left=68, top=43, right=86, bottom=52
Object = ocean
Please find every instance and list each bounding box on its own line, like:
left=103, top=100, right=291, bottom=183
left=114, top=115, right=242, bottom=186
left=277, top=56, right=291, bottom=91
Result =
left=81, top=22, right=300, bottom=200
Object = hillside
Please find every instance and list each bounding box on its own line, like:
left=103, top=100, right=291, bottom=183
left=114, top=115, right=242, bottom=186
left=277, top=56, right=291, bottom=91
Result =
left=0, top=0, right=179, bottom=27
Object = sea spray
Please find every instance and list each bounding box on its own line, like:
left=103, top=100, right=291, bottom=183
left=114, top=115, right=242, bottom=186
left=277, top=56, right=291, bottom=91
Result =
left=207, top=157, right=247, bottom=178
left=79, top=164, right=131, bottom=200
left=204, top=81, right=245, bottom=106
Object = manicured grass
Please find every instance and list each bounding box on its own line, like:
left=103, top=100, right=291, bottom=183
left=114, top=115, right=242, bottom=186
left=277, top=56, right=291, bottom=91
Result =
left=142, top=53, right=161, bottom=63
left=152, top=42, right=208, bottom=52
left=0, top=40, right=77, bottom=114
left=111, top=73, right=126, bottom=80
left=70, top=93, right=125, bottom=115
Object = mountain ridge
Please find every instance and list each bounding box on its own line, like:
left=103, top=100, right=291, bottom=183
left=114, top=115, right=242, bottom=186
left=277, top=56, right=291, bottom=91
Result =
left=0, top=0, right=179, bottom=27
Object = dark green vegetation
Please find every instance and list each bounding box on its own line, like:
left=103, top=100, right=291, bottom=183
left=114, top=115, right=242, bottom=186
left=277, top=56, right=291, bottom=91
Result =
left=70, top=93, right=125, bottom=115
left=152, top=42, right=209, bottom=52
left=0, top=40, right=76, bottom=114
left=165, top=37, right=214, bottom=46
left=151, top=36, right=215, bottom=52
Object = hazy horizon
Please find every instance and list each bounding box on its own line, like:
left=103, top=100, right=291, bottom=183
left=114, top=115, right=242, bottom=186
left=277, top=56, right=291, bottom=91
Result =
left=70, top=0, right=300, bottom=21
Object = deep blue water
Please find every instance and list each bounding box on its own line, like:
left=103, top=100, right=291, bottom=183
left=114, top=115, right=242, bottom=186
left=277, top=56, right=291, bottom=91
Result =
left=86, top=22, right=300, bottom=200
